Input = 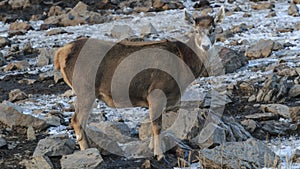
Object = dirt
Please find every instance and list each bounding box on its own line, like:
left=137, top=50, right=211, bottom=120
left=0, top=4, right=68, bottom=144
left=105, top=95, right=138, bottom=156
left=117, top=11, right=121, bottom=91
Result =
left=0, top=73, right=70, bottom=102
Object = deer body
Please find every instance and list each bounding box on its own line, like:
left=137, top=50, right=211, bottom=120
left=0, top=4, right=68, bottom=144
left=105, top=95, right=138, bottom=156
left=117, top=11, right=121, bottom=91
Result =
left=55, top=7, right=224, bottom=160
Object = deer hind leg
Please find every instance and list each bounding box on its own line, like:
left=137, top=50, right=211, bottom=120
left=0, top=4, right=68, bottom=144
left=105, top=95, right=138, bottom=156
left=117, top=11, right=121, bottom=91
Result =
left=71, top=96, right=95, bottom=150
left=147, top=89, right=167, bottom=161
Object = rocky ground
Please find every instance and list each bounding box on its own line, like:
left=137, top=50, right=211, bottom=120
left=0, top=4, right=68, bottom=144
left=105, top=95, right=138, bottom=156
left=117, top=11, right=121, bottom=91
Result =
left=0, top=0, right=300, bottom=168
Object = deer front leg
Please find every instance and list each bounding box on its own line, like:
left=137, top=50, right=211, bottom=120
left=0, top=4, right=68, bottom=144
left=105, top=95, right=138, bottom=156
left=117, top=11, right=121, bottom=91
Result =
left=147, top=89, right=167, bottom=161
left=71, top=96, right=95, bottom=150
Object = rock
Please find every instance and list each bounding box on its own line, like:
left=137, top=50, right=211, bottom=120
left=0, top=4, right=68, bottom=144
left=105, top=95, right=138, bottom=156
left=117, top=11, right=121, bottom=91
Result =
left=215, top=30, right=234, bottom=42
left=251, top=2, right=274, bottom=10
left=291, top=149, right=300, bottom=163
left=9, top=21, right=33, bottom=36
left=111, top=25, right=135, bottom=39
left=241, top=119, right=258, bottom=133
left=4, top=61, right=30, bottom=71
left=266, top=11, right=276, bottom=18
left=37, top=48, right=57, bottom=67
left=245, top=113, right=278, bottom=121
left=290, top=106, right=300, bottom=122
left=89, top=121, right=131, bottom=143
left=193, top=0, right=210, bottom=8
left=260, top=120, right=290, bottom=136
left=209, top=46, right=248, bottom=75
left=289, top=84, right=300, bottom=97
left=45, top=114, right=61, bottom=126
left=0, top=137, right=7, bottom=148
left=139, top=109, right=203, bottom=142
left=46, top=28, right=67, bottom=36
left=0, top=52, right=5, bottom=66
left=261, top=104, right=290, bottom=118
left=0, top=101, right=48, bottom=130
left=194, top=122, right=226, bottom=148
left=21, top=156, right=54, bottom=169
left=48, top=5, right=63, bottom=17
left=39, top=71, right=54, bottom=81
left=245, top=39, right=275, bottom=59
left=27, top=126, right=36, bottom=140
left=200, top=139, right=279, bottom=168
left=294, top=0, right=300, bottom=4
left=0, top=37, right=10, bottom=48
left=9, top=89, right=28, bottom=102
left=85, top=125, right=123, bottom=156
left=140, top=23, right=158, bottom=37
left=8, top=0, right=30, bottom=9
left=61, top=148, right=103, bottom=169
left=256, top=75, right=288, bottom=103
left=54, top=70, right=63, bottom=83
left=288, top=3, right=300, bottom=17
left=33, top=134, right=76, bottom=157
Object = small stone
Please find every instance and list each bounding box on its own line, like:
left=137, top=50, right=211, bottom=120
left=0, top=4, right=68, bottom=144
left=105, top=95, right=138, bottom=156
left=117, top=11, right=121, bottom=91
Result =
left=241, top=119, right=257, bottom=133
left=140, top=23, right=158, bottom=37
left=54, top=70, right=63, bottom=83
left=111, top=25, right=135, bottom=39
left=8, top=0, right=30, bottom=9
left=61, top=148, right=103, bottom=169
left=196, top=123, right=226, bottom=148
left=9, top=89, right=28, bottom=102
left=261, top=104, right=290, bottom=118
left=27, top=126, right=36, bottom=140
left=20, top=156, right=54, bottom=169
left=251, top=2, right=274, bottom=10
left=0, top=137, right=7, bottom=148
left=39, top=71, right=54, bottom=81
left=291, top=149, right=300, bottom=162
left=289, top=84, right=300, bottom=97
left=46, top=28, right=67, bottom=36
left=0, top=37, right=9, bottom=48
left=245, top=39, right=275, bottom=59
left=245, top=113, right=278, bottom=121
left=0, top=101, right=48, bottom=130
left=288, top=3, right=300, bottom=16
left=33, top=134, right=76, bottom=157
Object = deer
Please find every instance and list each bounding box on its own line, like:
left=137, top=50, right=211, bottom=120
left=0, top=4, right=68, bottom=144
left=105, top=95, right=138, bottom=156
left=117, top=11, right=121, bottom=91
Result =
left=54, top=7, right=225, bottom=161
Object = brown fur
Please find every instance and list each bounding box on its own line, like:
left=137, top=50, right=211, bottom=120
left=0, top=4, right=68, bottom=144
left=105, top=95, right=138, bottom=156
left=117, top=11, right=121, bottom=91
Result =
left=55, top=7, right=224, bottom=160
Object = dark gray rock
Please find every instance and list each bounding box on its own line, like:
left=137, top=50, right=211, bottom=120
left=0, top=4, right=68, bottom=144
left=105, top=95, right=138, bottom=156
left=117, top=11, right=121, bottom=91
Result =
left=210, top=46, right=248, bottom=74
left=0, top=52, right=5, bottom=67
left=33, top=134, right=76, bottom=157
left=200, top=139, right=280, bottom=169
left=0, top=137, right=7, bottom=148
left=0, top=101, right=48, bottom=130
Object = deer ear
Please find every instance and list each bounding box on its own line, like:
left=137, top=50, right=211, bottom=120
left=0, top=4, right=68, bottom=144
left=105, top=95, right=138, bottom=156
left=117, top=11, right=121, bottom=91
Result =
left=214, top=6, right=225, bottom=24
left=184, top=9, right=195, bottom=26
